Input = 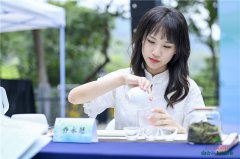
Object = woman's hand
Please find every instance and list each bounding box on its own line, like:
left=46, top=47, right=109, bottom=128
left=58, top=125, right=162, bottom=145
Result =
left=123, top=74, right=152, bottom=100
left=148, top=107, right=186, bottom=134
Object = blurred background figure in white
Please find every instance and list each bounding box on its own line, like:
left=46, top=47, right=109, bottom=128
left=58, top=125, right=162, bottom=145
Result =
left=0, top=87, right=9, bottom=115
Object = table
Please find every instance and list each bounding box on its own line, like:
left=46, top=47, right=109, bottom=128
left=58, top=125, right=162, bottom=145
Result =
left=33, top=141, right=239, bottom=159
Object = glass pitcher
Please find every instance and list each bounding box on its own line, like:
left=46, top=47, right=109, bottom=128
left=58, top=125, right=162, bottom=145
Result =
left=195, top=107, right=221, bottom=132
left=187, top=107, right=222, bottom=144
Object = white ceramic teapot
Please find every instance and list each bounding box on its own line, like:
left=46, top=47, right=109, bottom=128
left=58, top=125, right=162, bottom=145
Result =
left=0, top=87, right=9, bottom=115
left=127, top=86, right=150, bottom=108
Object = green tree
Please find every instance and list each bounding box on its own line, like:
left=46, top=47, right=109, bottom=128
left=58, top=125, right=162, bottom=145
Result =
left=0, top=1, right=116, bottom=87
left=45, top=1, right=116, bottom=86
left=0, top=31, right=36, bottom=83
left=175, top=0, right=219, bottom=105
left=194, top=57, right=219, bottom=105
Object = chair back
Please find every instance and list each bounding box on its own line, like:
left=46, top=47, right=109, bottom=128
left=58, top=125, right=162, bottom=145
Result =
left=11, top=114, right=49, bottom=133
left=105, top=118, right=115, bottom=130
left=0, top=79, right=35, bottom=117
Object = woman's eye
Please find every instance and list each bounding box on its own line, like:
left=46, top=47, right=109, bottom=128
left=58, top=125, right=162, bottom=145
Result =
left=147, top=39, right=155, bottom=44
left=164, top=46, right=171, bottom=48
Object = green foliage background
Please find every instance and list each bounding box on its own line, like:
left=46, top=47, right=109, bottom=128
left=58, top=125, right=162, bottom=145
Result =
left=0, top=1, right=115, bottom=87
left=0, top=1, right=218, bottom=106
left=193, top=57, right=219, bottom=106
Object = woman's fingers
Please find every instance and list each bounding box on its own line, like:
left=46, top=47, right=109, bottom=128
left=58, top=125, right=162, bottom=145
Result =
left=141, top=79, right=153, bottom=100
left=148, top=109, right=174, bottom=127
left=136, top=77, right=153, bottom=100
left=149, top=117, right=172, bottom=126
left=151, top=107, right=166, bottom=114
left=126, top=75, right=149, bottom=87
left=143, top=79, right=150, bottom=91
left=148, top=113, right=168, bottom=124
left=155, top=119, right=172, bottom=126
left=148, top=115, right=171, bottom=125
left=149, top=113, right=168, bottom=120
left=125, top=75, right=153, bottom=100
left=138, top=77, right=148, bottom=89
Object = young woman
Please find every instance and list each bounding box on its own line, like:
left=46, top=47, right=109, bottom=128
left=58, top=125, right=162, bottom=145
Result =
left=68, top=6, right=205, bottom=133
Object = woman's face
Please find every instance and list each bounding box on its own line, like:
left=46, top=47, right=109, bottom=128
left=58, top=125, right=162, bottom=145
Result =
left=142, top=30, right=176, bottom=76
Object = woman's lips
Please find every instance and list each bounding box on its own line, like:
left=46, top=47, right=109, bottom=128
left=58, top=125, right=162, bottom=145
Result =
left=149, top=57, right=160, bottom=63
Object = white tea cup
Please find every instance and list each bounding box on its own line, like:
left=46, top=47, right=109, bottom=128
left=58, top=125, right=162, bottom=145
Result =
left=123, top=127, right=140, bottom=140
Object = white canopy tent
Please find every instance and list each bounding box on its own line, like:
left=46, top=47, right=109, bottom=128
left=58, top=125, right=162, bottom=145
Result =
left=0, top=0, right=66, bottom=117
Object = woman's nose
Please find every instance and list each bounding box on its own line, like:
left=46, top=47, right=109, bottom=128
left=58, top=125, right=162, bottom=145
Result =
left=152, top=46, right=162, bottom=57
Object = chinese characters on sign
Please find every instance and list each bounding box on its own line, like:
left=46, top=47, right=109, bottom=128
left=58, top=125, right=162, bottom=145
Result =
left=62, top=126, right=85, bottom=135
left=53, top=118, right=98, bottom=143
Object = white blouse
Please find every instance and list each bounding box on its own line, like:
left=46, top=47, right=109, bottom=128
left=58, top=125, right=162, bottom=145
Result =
left=83, top=68, right=205, bottom=130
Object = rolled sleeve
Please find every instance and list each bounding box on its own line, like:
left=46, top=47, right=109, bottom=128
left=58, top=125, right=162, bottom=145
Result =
left=83, top=72, right=118, bottom=118
left=83, top=90, right=114, bottom=118
left=83, top=68, right=129, bottom=119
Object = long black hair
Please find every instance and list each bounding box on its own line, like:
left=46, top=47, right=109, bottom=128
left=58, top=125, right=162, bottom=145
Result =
left=130, top=6, right=190, bottom=108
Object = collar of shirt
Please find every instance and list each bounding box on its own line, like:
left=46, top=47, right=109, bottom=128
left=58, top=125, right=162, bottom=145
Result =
left=144, top=69, right=169, bottom=85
